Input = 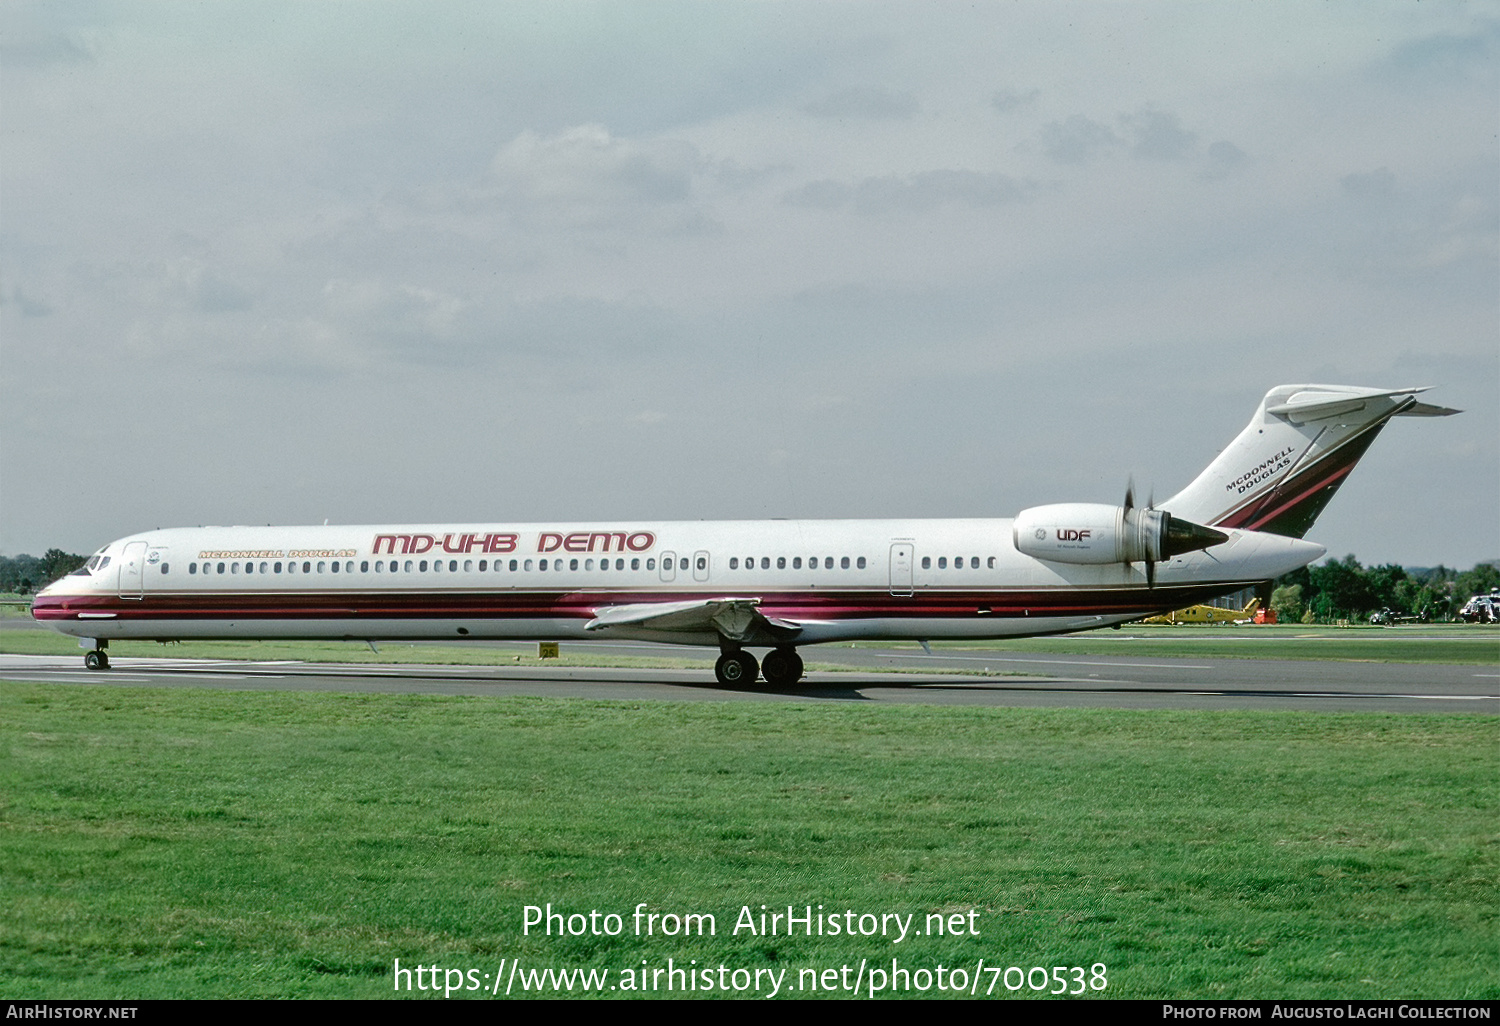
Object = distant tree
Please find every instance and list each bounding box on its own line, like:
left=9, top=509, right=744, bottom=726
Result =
left=0, top=551, right=86, bottom=594
left=0, top=554, right=42, bottom=594
left=1454, top=563, right=1500, bottom=602
left=1270, top=583, right=1304, bottom=622
left=38, top=548, right=87, bottom=584
left=1364, top=564, right=1409, bottom=613
left=1309, top=555, right=1373, bottom=620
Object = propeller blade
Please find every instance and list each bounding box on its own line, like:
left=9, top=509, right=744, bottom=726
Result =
left=1124, top=478, right=1135, bottom=512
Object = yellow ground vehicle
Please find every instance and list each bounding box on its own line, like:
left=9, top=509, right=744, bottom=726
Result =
left=1143, top=598, right=1262, bottom=625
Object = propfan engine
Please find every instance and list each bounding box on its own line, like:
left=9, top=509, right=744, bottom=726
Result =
left=1012, top=483, right=1229, bottom=587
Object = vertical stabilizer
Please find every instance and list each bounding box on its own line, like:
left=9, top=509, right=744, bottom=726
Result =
left=1162, top=385, right=1458, bottom=538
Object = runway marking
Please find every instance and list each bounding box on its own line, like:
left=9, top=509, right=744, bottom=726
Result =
left=884, top=682, right=1496, bottom=702
left=5, top=674, right=157, bottom=683
left=905, top=654, right=1215, bottom=670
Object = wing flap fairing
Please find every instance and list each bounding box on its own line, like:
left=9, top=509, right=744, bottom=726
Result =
left=585, top=597, right=801, bottom=643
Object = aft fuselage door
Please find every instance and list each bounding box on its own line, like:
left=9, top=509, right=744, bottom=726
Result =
left=889, top=542, right=914, bottom=597
left=118, top=541, right=148, bottom=599
left=693, top=550, right=710, bottom=582
left=660, top=551, right=677, bottom=583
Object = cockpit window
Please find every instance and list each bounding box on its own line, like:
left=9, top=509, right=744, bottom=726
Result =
left=71, top=552, right=109, bottom=575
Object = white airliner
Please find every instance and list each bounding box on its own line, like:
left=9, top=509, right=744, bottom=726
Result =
left=33, top=384, right=1455, bottom=686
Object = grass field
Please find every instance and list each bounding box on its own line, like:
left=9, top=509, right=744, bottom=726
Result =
left=913, top=624, right=1499, bottom=666
left=1, top=682, right=1494, bottom=1000
left=3, top=623, right=1497, bottom=668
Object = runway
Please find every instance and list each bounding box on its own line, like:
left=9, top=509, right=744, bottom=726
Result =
left=4, top=642, right=1495, bottom=714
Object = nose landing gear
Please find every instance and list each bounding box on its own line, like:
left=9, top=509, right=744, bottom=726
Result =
left=83, top=646, right=110, bottom=671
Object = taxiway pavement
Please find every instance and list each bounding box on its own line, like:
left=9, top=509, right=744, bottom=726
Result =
left=3, top=643, right=1494, bottom=714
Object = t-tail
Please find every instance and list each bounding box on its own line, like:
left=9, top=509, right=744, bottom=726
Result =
left=1162, top=384, right=1459, bottom=538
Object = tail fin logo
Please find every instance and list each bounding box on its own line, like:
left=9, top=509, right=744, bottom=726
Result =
left=1226, top=445, right=1297, bottom=495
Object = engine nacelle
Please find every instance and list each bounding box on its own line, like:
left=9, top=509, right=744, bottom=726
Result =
left=1013, top=503, right=1229, bottom=566
left=1013, top=503, right=1162, bottom=564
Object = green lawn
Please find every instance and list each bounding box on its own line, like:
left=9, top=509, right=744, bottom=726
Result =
left=895, top=624, right=1500, bottom=665
left=1, top=683, right=1494, bottom=999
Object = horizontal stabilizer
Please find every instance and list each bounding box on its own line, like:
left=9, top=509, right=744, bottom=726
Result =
left=1265, top=385, right=1458, bottom=424
left=1398, top=401, right=1462, bottom=418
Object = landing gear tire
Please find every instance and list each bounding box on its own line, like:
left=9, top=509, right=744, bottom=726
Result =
left=714, top=651, right=759, bottom=686
left=84, top=650, right=110, bottom=671
left=761, top=648, right=803, bottom=687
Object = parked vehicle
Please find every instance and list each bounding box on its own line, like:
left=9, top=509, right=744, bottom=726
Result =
left=1457, top=592, right=1500, bottom=624
left=1369, top=607, right=1430, bottom=626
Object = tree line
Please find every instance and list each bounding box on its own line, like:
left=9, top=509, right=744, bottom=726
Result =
left=1270, top=556, right=1499, bottom=623
left=0, top=550, right=89, bottom=595
left=3, top=547, right=1496, bottom=623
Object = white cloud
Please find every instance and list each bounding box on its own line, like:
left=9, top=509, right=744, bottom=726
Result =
left=486, top=124, right=712, bottom=233
left=1119, top=106, right=1198, bottom=161
left=1039, top=115, right=1119, bottom=164
left=783, top=170, right=1031, bottom=214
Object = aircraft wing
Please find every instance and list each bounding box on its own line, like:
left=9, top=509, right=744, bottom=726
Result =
left=585, top=597, right=801, bottom=643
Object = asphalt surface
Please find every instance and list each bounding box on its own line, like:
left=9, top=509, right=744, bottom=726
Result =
left=3, top=637, right=1495, bottom=713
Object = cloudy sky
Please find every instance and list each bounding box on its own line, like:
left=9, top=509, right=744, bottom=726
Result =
left=2, top=2, right=1496, bottom=568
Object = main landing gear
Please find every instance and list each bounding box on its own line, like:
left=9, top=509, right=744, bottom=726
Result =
left=760, top=648, right=804, bottom=687
left=84, top=644, right=110, bottom=671
left=714, top=650, right=758, bottom=686
left=713, top=646, right=804, bottom=687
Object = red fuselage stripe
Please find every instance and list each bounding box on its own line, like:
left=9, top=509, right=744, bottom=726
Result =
left=32, top=581, right=1260, bottom=625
